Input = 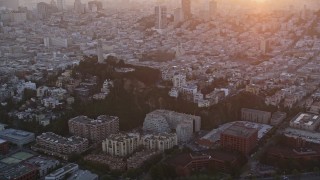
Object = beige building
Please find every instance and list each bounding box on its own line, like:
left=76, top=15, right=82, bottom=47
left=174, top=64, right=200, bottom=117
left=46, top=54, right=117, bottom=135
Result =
left=69, top=115, right=119, bottom=142
left=290, top=113, right=320, bottom=131
left=102, top=132, right=178, bottom=157
left=241, top=108, right=271, bottom=124
left=102, top=133, right=140, bottom=157
left=141, top=133, right=178, bottom=152
left=35, top=132, right=88, bottom=155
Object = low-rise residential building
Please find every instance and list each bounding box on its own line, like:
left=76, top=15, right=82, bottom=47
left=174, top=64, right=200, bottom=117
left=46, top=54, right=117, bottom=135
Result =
left=127, top=150, right=160, bottom=169
left=25, top=156, right=60, bottom=178
left=84, top=154, right=126, bottom=171
left=0, top=163, right=38, bottom=180
left=270, top=111, right=287, bottom=126
left=34, top=132, right=89, bottom=158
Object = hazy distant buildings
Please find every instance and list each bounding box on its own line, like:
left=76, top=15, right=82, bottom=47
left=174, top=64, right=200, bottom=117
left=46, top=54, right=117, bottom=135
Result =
left=88, top=0, right=103, bottom=12
left=182, top=0, right=191, bottom=20
left=220, top=122, right=258, bottom=155
left=44, top=37, right=70, bottom=48
left=57, top=0, right=66, bottom=11
left=0, top=0, right=19, bottom=10
left=37, top=2, right=57, bottom=19
left=74, top=0, right=86, bottom=14
left=173, top=74, right=186, bottom=88
left=209, top=0, right=217, bottom=17
left=11, top=12, right=27, bottom=23
left=97, top=40, right=104, bottom=63
left=68, top=115, right=119, bottom=142
left=174, top=8, right=183, bottom=24
left=155, top=5, right=167, bottom=30
left=260, top=38, right=270, bottom=54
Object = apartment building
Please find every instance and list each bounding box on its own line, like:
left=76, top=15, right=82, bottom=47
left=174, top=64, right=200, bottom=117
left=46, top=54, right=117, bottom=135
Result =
left=69, top=115, right=119, bottom=142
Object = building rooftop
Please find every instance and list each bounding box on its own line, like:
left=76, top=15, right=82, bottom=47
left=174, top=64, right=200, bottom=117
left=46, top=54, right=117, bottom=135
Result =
left=107, top=133, right=139, bottom=142
left=291, top=112, right=320, bottom=126
left=46, top=163, right=79, bottom=178
left=0, top=163, right=37, bottom=180
left=0, top=129, right=34, bottom=142
left=69, top=115, right=119, bottom=125
left=222, top=122, right=258, bottom=138
left=241, top=108, right=271, bottom=115
left=37, top=132, right=88, bottom=145
left=67, top=170, right=98, bottom=180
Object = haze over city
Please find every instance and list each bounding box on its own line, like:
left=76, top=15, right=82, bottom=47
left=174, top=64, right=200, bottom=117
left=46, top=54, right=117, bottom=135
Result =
left=1, top=0, right=320, bottom=180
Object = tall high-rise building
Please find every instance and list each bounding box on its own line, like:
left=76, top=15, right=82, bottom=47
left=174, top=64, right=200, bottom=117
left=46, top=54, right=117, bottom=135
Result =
left=57, top=0, right=65, bottom=11
left=37, top=2, right=58, bottom=19
left=174, top=8, right=183, bottom=24
left=181, top=0, right=191, bottom=20
left=155, top=5, right=167, bottom=30
left=88, top=0, right=103, bottom=12
left=209, top=0, right=217, bottom=17
left=97, top=40, right=104, bottom=63
left=74, top=0, right=86, bottom=14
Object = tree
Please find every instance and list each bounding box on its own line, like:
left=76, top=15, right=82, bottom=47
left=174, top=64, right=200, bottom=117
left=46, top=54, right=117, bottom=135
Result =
left=313, top=167, right=320, bottom=175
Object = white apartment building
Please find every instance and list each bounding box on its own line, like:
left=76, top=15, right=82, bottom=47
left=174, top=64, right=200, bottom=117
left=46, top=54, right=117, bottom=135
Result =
left=173, top=74, right=186, bottom=88
left=143, top=110, right=201, bottom=143
left=141, top=133, right=178, bottom=152
left=102, top=133, right=140, bottom=157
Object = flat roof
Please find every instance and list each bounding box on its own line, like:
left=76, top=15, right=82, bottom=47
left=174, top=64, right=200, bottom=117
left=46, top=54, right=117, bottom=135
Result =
left=241, top=108, right=271, bottom=115
left=46, top=163, right=78, bottom=178
left=0, top=129, right=34, bottom=141
left=0, top=164, right=37, bottom=180
left=37, top=132, right=87, bottom=145
left=291, top=113, right=320, bottom=126
left=69, top=115, right=118, bottom=125
left=67, top=170, right=98, bottom=180
left=222, top=122, right=258, bottom=138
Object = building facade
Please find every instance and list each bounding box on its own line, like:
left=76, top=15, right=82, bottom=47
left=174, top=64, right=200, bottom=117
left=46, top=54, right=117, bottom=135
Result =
left=68, top=115, right=119, bottom=142
left=35, top=132, right=89, bottom=155
left=241, top=108, right=271, bottom=124
left=102, top=133, right=140, bottom=157
left=220, top=123, right=258, bottom=155
left=141, top=133, right=178, bottom=152
left=142, top=110, right=201, bottom=143
left=155, top=5, right=167, bottom=30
